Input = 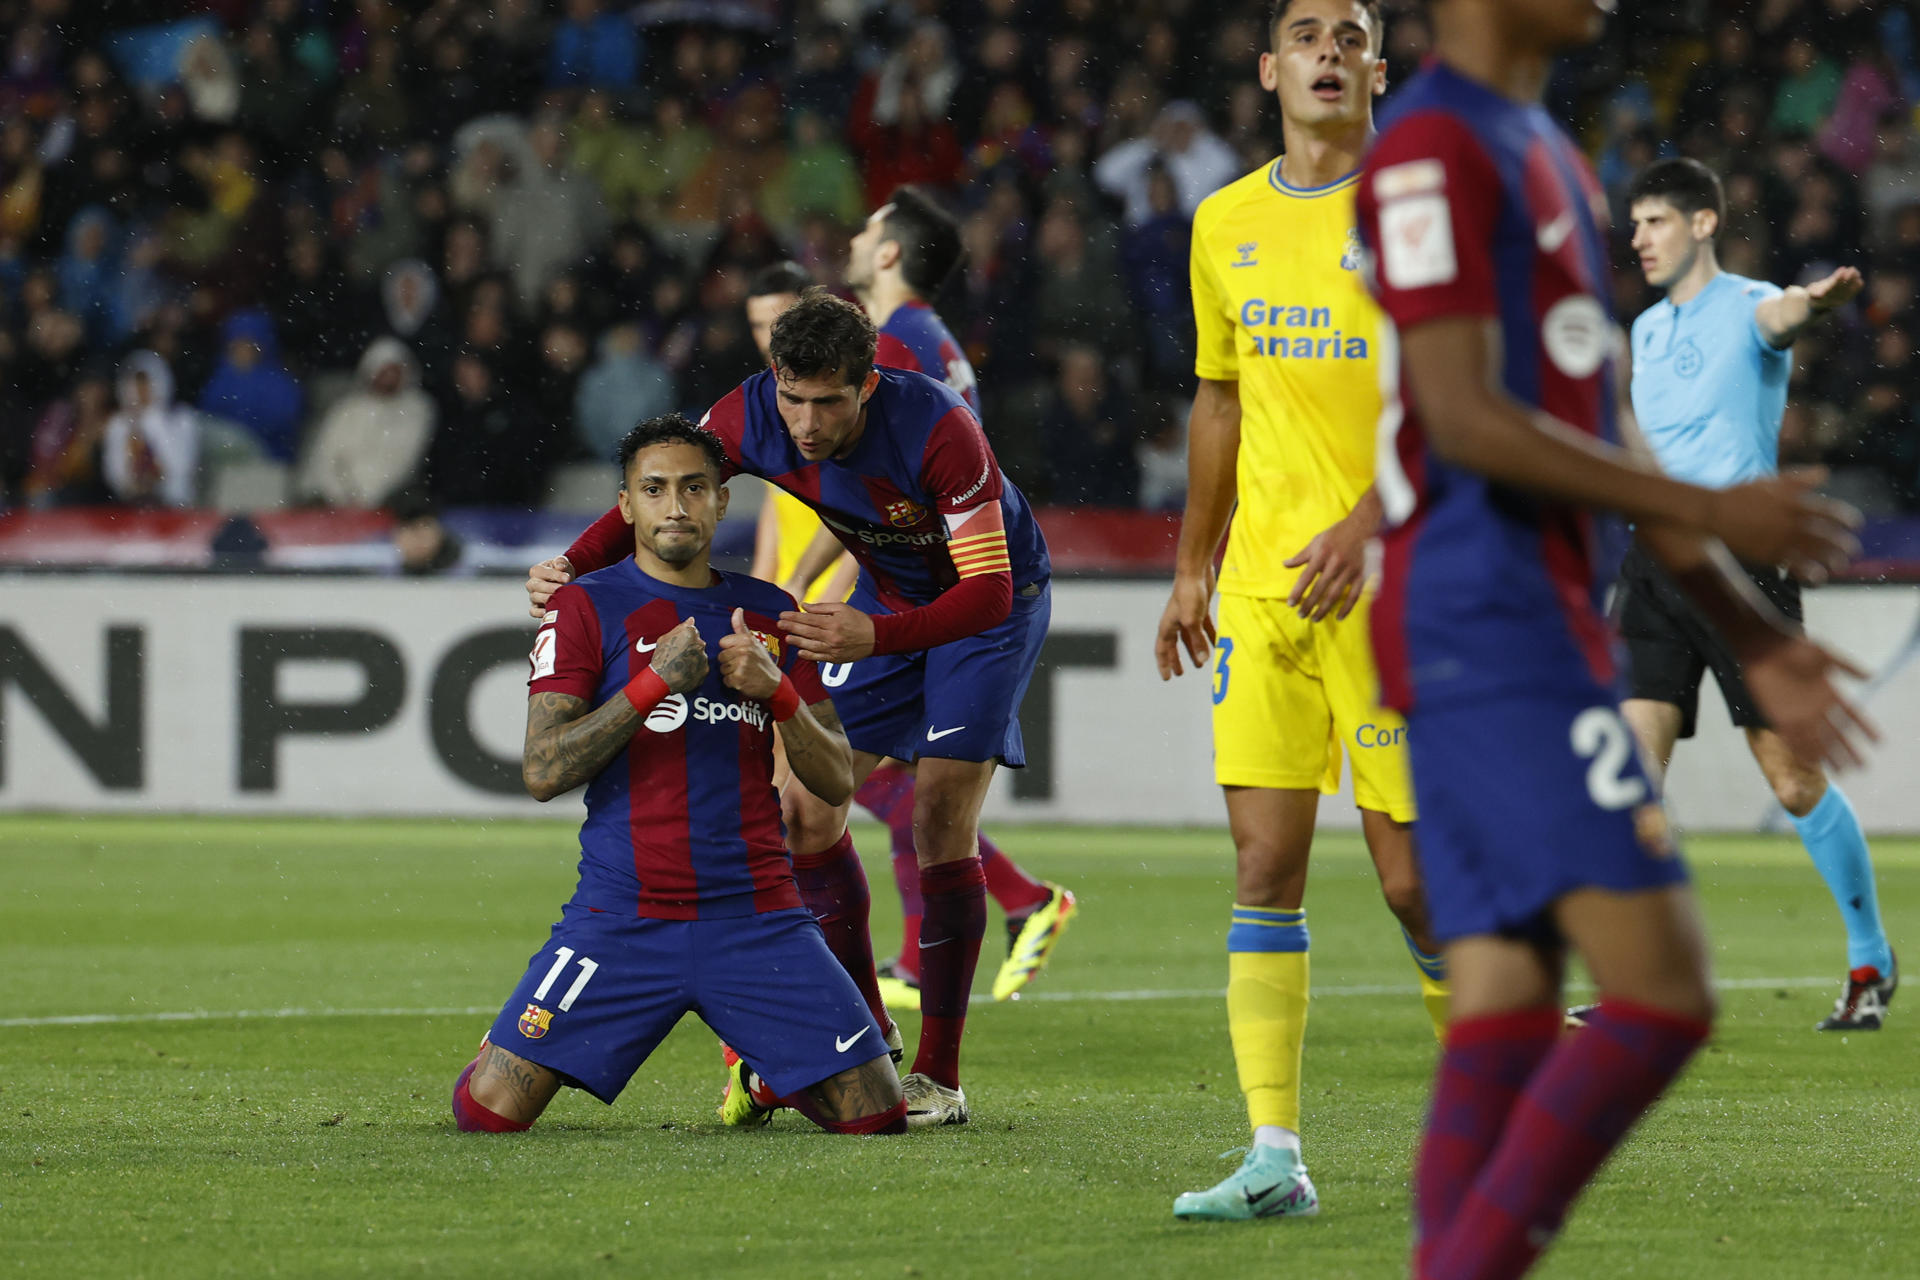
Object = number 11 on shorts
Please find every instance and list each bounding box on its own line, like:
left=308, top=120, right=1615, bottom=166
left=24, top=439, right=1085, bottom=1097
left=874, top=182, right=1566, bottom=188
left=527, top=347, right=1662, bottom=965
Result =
left=532, top=946, right=598, bottom=1011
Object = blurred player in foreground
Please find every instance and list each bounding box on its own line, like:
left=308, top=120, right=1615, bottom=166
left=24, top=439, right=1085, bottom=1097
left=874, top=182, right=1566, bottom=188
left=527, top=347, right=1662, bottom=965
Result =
left=1357, top=0, right=1873, bottom=1275
left=528, top=291, right=1052, bottom=1127
left=1621, top=156, right=1895, bottom=1030
left=1155, top=0, right=1447, bottom=1222
left=747, top=245, right=1075, bottom=1009
left=454, top=416, right=904, bottom=1136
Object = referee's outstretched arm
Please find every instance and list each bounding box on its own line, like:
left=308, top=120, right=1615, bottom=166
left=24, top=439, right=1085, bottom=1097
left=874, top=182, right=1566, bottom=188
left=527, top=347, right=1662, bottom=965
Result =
left=1755, top=266, right=1864, bottom=348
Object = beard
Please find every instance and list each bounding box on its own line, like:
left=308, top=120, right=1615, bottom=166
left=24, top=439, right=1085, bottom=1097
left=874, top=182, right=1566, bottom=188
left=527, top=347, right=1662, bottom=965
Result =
left=650, top=530, right=703, bottom=565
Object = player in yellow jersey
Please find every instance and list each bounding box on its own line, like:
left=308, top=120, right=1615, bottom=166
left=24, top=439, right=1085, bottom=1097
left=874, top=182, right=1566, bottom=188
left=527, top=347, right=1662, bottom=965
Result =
left=1154, top=0, right=1448, bottom=1221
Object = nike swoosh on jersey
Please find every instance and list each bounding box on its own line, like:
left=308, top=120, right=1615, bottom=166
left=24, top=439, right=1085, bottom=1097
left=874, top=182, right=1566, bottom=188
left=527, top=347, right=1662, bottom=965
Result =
left=835, top=1026, right=872, bottom=1053
left=634, top=638, right=657, bottom=654
left=1536, top=213, right=1574, bottom=253
left=926, top=725, right=966, bottom=741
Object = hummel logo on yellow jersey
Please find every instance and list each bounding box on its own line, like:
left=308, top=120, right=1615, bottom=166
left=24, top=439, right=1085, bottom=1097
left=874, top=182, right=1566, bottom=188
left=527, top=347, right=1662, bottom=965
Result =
left=1233, top=242, right=1259, bottom=268
left=1341, top=228, right=1363, bottom=271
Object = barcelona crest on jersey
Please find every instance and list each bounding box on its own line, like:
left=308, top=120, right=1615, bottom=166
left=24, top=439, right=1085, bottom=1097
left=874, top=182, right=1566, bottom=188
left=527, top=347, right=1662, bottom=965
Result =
left=885, top=499, right=927, bottom=527
left=518, top=1003, right=553, bottom=1039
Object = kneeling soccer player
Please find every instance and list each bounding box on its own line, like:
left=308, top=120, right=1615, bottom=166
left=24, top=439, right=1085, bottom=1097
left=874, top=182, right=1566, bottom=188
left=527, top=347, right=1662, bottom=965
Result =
left=453, top=415, right=905, bottom=1136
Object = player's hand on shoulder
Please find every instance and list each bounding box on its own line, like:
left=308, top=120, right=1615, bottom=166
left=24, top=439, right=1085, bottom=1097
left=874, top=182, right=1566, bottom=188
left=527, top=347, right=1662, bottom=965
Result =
left=526, top=556, right=573, bottom=618
left=719, top=607, right=781, bottom=700
left=1154, top=569, right=1216, bottom=680
left=1706, top=470, right=1861, bottom=584
left=778, top=600, right=875, bottom=663
left=1740, top=634, right=1878, bottom=772
left=650, top=618, right=709, bottom=693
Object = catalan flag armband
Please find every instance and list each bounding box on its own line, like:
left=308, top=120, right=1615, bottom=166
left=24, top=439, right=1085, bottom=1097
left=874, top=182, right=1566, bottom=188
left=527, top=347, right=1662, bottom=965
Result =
left=946, top=503, right=1012, bottom=580
left=949, top=528, right=1013, bottom=579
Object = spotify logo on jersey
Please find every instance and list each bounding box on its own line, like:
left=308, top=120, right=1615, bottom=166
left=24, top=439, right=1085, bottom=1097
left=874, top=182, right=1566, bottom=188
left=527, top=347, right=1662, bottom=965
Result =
left=645, top=693, right=689, bottom=732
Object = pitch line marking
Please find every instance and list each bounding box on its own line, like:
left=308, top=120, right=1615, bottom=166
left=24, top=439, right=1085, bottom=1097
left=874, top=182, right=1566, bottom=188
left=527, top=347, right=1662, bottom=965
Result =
left=0, top=976, right=1837, bottom=1029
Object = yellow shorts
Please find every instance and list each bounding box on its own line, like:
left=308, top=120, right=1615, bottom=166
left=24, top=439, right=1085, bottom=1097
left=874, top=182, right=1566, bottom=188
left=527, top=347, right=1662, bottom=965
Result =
left=1210, top=592, right=1416, bottom=821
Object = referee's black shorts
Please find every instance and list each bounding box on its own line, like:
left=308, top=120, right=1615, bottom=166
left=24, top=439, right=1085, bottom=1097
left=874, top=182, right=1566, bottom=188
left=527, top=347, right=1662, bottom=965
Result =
left=1613, top=543, right=1803, bottom=739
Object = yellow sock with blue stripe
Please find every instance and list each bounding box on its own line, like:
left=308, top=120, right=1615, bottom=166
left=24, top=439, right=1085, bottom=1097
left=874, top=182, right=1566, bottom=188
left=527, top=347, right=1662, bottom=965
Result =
left=1227, top=905, right=1309, bottom=1134
left=1401, top=926, right=1450, bottom=1041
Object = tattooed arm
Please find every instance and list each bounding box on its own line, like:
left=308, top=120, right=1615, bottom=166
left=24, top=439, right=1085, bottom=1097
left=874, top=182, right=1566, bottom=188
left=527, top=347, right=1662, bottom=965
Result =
left=716, top=607, right=851, bottom=804
left=779, top=696, right=853, bottom=806
left=522, top=690, right=640, bottom=801
left=523, top=619, right=709, bottom=801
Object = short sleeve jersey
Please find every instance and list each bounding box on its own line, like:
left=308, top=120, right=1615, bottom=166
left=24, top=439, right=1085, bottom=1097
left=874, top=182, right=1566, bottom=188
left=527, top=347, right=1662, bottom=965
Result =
left=1629, top=272, right=1791, bottom=489
left=1356, top=64, right=1621, bottom=714
left=528, top=561, right=828, bottom=920
left=1191, top=161, right=1385, bottom=597
left=876, top=299, right=981, bottom=416
left=703, top=367, right=1050, bottom=613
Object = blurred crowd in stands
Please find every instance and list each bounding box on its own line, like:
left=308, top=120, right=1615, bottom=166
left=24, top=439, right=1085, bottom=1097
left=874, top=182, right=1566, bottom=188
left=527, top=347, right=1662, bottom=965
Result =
left=3, top=0, right=1920, bottom=521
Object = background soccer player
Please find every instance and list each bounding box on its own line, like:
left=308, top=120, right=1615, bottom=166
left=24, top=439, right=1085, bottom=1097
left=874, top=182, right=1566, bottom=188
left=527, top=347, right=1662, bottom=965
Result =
left=1621, top=156, right=1895, bottom=1031
left=529, top=291, right=1051, bottom=1127
left=454, top=415, right=905, bottom=1137
left=1358, top=1, right=1875, bottom=1275
left=1153, top=0, right=1448, bottom=1221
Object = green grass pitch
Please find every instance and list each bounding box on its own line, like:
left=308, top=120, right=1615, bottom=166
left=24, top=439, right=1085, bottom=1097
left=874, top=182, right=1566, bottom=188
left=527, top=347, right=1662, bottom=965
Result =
left=4, top=815, right=1917, bottom=1279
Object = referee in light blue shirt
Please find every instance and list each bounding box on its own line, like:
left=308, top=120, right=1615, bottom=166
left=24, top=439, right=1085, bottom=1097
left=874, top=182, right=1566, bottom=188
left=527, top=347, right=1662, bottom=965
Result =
left=1619, top=157, right=1895, bottom=1031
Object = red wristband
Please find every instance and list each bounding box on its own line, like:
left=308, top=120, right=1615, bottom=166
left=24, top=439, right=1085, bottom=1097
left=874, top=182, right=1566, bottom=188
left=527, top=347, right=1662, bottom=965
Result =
left=768, top=675, right=802, bottom=722
left=623, top=665, right=670, bottom=714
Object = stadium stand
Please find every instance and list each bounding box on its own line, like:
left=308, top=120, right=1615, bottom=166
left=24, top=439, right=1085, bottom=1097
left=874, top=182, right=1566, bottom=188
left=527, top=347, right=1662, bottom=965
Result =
left=0, top=0, right=1917, bottom=570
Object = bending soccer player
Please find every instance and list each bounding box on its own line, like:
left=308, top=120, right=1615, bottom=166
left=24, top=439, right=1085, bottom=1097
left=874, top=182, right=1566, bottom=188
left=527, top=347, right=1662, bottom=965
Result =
left=1619, top=157, right=1895, bottom=1030
left=528, top=290, right=1052, bottom=1127
left=1154, top=0, right=1448, bottom=1221
left=1357, top=1, right=1874, bottom=1276
left=746, top=243, right=1076, bottom=1009
left=454, top=416, right=905, bottom=1137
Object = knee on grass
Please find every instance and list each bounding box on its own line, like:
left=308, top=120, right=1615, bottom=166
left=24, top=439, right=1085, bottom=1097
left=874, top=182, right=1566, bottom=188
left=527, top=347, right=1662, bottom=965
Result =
left=452, top=1045, right=554, bottom=1133
left=798, top=1058, right=906, bottom=1134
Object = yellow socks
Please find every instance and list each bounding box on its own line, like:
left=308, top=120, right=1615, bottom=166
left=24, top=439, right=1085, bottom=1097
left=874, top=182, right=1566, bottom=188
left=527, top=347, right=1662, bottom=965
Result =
left=1402, top=926, right=1450, bottom=1041
left=1227, top=905, right=1310, bottom=1133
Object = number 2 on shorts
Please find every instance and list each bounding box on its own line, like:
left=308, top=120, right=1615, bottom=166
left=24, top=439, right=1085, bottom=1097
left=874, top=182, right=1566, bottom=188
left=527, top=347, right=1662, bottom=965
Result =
left=1569, top=706, right=1649, bottom=811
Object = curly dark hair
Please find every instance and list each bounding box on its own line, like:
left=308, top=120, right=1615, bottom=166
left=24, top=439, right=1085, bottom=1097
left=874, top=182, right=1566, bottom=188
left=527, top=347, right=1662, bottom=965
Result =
left=615, top=413, right=729, bottom=483
left=767, top=287, right=877, bottom=387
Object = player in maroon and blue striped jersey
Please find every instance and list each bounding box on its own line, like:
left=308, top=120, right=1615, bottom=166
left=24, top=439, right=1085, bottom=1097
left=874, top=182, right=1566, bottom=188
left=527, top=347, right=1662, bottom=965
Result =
left=854, top=187, right=981, bottom=416
left=781, top=195, right=1078, bottom=1005
left=1354, top=2, right=1874, bottom=1276
left=538, top=291, right=1051, bottom=1127
left=452, top=415, right=905, bottom=1137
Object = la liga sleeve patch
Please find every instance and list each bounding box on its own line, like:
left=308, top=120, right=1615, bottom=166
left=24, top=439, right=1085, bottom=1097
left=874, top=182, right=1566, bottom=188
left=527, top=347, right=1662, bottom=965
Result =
left=1379, top=194, right=1457, bottom=290
left=530, top=624, right=558, bottom=680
